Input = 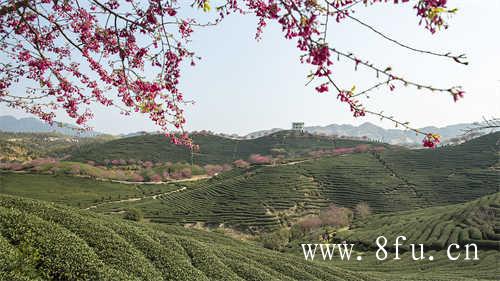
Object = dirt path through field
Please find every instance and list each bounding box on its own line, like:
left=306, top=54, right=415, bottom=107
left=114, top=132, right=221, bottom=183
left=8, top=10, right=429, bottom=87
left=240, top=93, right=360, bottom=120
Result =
left=77, top=174, right=212, bottom=185
left=82, top=159, right=315, bottom=210
left=84, top=186, right=187, bottom=210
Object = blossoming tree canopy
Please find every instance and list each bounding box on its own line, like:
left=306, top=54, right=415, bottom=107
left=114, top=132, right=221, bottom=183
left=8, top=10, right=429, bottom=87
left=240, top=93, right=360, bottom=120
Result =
left=0, top=0, right=467, bottom=148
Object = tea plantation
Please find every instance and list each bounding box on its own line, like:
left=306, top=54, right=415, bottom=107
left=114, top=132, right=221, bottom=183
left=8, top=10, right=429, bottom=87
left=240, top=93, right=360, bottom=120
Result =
left=67, top=131, right=378, bottom=165
left=0, top=133, right=498, bottom=280
left=0, top=195, right=498, bottom=280
left=0, top=173, right=179, bottom=208
left=337, top=193, right=500, bottom=251
left=94, top=133, right=498, bottom=231
left=0, top=194, right=390, bottom=281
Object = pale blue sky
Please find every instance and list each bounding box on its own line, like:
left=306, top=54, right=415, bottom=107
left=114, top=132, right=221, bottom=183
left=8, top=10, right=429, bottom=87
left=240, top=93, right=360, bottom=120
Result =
left=1, top=1, right=499, bottom=135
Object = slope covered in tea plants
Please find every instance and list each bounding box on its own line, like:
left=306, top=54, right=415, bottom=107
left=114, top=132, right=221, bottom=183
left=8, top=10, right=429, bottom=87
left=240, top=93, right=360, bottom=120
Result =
left=337, top=193, right=500, bottom=251
left=372, top=132, right=499, bottom=205
left=0, top=173, right=180, bottom=208
left=96, top=134, right=498, bottom=232
left=0, top=194, right=497, bottom=281
left=0, top=194, right=384, bottom=281
left=67, top=131, right=378, bottom=165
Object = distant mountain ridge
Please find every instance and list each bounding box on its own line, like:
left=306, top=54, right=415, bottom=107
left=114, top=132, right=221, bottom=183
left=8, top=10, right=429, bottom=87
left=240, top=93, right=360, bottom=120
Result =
left=0, top=115, right=101, bottom=137
left=247, top=122, right=492, bottom=145
left=2, top=115, right=493, bottom=145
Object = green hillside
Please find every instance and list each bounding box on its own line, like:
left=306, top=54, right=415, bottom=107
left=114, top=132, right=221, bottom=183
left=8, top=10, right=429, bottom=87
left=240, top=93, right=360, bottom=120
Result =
left=0, top=173, right=179, bottom=208
left=0, top=194, right=384, bottom=281
left=0, top=133, right=498, bottom=280
left=0, top=193, right=498, bottom=280
left=91, top=133, right=498, bottom=232
left=337, top=193, right=500, bottom=251
left=67, top=131, right=378, bottom=165
left=0, top=132, right=114, bottom=160
left=373, top=132, right=499, bottom=205
left=94, top=166, right=326, bottom=232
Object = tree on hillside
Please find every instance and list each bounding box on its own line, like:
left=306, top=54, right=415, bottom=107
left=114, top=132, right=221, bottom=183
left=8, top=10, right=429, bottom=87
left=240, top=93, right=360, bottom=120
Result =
left=354, top=201, right=371, bottom=219
left=0, top=0, right=467, bottom=147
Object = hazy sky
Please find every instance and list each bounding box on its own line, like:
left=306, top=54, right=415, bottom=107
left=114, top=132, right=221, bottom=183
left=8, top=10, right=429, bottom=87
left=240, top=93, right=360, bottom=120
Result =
left=1, top=1, right=499, bottom=135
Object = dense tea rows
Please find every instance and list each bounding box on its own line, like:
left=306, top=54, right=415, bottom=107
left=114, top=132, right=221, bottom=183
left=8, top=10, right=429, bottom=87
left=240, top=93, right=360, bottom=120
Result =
left=337, top=193, right=500, bottom=251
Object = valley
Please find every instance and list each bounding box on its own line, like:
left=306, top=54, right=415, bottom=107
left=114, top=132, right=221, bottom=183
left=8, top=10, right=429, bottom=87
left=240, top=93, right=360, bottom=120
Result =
left=0, top=131, right=498, bottom=280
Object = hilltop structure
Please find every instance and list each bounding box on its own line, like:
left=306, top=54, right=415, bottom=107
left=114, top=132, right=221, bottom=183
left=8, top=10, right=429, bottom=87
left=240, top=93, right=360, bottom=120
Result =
left=292, top=122, right=304, bottom=132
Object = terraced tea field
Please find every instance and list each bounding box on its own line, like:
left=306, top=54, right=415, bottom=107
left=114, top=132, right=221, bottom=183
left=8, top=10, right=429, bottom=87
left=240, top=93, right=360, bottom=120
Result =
left=1, top=194, right=497, bottom=281
left=0, top=173, right=180, bottom=208
left=95, top=134, right=498, bottom=231
left=374, top=132, right=499, bottom=205
left=94, top=167, right=325, bottom=231
left=325, top=249, right=499, bottom=281
left=67, top=131, right=378, bottom=165
left=0, top=133, right=498, bottom=280
left=0, top=194, right=394, bottom=281
left=337, top=193, right=500, bottom=251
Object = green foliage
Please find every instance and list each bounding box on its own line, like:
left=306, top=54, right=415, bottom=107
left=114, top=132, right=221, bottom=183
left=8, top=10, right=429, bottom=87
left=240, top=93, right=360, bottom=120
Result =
left=94, top=133, right=499, bottom=232
left=0, top=194, right=407, bottom=281
left=260, top=229, right=291, bottom=251
left=336, top=193, right=500, bottom=251
left=0, top=236, right=41, bottom=281
left=124, top=208, right=144, bottom=222
left=0, top=173, right=179, bottom=208
left=0, top=131, right=113, bottom=161
left=67, top=131, right=376, bottom=165
left=0, top=133, right=498, bottom=280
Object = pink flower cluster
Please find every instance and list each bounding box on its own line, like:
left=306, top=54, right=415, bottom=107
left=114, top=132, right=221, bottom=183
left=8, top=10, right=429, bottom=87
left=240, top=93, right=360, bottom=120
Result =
left=0, top=0, right=460, bottom=149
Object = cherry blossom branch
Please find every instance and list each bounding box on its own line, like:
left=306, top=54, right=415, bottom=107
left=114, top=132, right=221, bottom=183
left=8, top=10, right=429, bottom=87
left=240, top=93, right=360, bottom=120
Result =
left=325, top=0, right=468, bottom=65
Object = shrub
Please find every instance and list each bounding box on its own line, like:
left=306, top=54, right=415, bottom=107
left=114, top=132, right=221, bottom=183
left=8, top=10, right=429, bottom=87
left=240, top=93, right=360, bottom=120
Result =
left=354, top=144, right=370, bottom=153
left=131, top=173, right=144, bottom=182
left=204, top=164, right=224, bottom=176
left=248, top=154, right=271, bottom=164
left=69, top=164, right=81, bottom=175
left=221, top=164, right=232, bottom=172
left=260, top=229, right=290, bottom=252
left=332, top=147, right=355, bottom=155
left=370, top=146, right=385, bottom=152
left=319, top=204, right=353, bottom=228
left=297, top=217, right=322, bottom=232
left=180, top=168, right=192, bottom=179
left=150, top=174, right=162, bottom=182
left=1, top=162, right=24, bottom=171
left=124, top=208, right=144, bottom=222
left=290, top=224, right=306, bottom=240
left=233, top=159, right=250, bottom=169
left=354, top=202, right=372, bottom=219
left=26, top=157, right=58, bottom=168
left=170, top=171, right=182, bottom=180
left=141, top=168, right=156, bottom=181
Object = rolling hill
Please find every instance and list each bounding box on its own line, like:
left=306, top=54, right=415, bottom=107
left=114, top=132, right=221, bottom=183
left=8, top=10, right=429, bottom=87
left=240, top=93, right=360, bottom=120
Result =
left=337, top=193, right=500, bottom=251
left=0, top=133, right=498, bottom=280
left=0, top=194, right=387, bottom=281
left=67, top=131, right=379, bottom=165
left=0, top=173, right=180, bottom=208
left=90, top=133, right=499, bottom=232
left=0, top=132, right=115, bottom=160
left=0, top=188, right=498, bottom=280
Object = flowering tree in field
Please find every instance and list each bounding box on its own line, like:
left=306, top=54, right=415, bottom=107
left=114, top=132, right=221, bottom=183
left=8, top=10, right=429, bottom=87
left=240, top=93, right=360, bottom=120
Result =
left=233, top=159, right=250, bottom=168
left=0, top=0, right=466, bottom=148
left=249, top=153, right=272, bottom=164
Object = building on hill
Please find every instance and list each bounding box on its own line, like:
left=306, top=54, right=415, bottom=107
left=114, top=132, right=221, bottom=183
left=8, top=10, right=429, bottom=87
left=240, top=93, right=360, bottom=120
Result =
left=292, top=122, right=304, bottom=132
